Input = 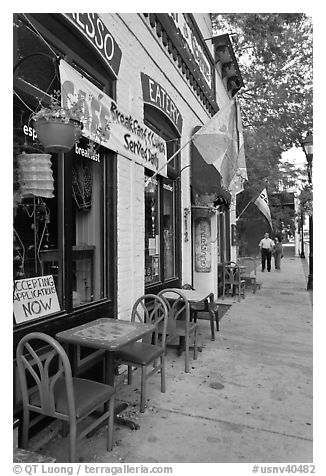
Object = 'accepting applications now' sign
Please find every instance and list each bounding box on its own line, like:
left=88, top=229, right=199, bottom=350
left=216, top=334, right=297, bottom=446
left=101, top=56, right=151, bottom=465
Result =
left=13, top=275, right=61, bottom=324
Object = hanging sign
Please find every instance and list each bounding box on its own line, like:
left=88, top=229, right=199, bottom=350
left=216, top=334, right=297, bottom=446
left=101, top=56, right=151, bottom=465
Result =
left=141, top=73, right=183, bottom=135
left=60, top=60, right=167, bottom=176
left=13, top=275, right=61, bottom=324
left=195, top=217, right=211, bottom=272
left=63, top=13, right=122, bottom=77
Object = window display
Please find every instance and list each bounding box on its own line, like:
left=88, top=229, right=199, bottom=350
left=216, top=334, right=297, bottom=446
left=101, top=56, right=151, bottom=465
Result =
left=145, top=177, right=160, bottom=285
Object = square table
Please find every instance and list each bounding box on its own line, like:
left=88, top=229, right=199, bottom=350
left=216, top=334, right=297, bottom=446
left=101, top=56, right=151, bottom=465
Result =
left=162, top=288, right=217, bottom=340
left=56, top=318, right=155, bottom=386
left=56, top=317, right=155, bottom=429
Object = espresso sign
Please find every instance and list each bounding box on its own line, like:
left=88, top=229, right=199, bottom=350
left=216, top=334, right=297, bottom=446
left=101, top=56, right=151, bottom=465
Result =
left=13, top=275, right=61, bottom=324
left=195, top=217, right=211, bottom=272
left=63, top=13, right=122, bottom=76
left=141, top=73, right=183, bottom=135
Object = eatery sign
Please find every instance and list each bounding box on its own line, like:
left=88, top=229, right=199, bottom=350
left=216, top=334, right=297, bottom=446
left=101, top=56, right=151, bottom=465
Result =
left=13, top=275, right=61, bottom=324
left=63, top=13, right=122, bottom=77
left=141, top=73, right=183, bottom=135
left=60, top=60, right=167, bottom=176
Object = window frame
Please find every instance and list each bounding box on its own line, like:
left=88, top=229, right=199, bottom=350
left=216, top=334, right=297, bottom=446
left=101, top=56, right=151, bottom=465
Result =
left=144, top=106, right=181, bottom=293
left=13, top=13, right=117, bottom=336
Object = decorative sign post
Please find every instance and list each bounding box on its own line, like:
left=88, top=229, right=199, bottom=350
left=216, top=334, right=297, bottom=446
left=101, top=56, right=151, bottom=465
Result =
left=195, top=217, right=211, bottom=272
left=13, top=275, right=61, bottom=324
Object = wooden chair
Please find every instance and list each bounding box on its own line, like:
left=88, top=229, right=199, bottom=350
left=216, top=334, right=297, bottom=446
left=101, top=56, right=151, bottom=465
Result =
left=16, top=332, right=115, bottom=462
left=222, top=261, right=246, bottom=302
left=158, top=289, right=197, bottom=373
left=237, top=257, right=261, bottom=293
left=114, top=294, right=169, bottom=412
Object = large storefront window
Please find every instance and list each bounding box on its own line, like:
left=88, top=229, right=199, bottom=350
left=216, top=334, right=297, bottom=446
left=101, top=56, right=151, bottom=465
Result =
left=13, top=15, right=113, bottom=325
left=13, top=97, right=108, bottom=324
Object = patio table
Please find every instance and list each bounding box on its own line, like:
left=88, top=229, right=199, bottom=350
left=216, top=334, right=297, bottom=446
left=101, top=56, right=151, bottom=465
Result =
left=162, top=288, right=217, bottom=340
left=56, top=317, right=155, bottom=429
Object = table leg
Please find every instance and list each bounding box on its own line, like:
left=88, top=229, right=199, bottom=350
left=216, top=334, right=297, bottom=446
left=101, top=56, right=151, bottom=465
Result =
left=106, top=351, right=140, bottom=430
left=208, top=295, right=216, bottom=340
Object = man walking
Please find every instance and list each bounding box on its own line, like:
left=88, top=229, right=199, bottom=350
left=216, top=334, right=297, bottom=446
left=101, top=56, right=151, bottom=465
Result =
left=259, top=232, right=274, bottom=272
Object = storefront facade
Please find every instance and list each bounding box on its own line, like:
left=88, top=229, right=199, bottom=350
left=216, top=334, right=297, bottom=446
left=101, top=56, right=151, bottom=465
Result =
left=13, top=13, right=243, bottom=415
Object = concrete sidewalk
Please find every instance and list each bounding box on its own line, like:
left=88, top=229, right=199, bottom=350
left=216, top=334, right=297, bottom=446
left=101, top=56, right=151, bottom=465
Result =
left=28, top=256, right=313, bottom=463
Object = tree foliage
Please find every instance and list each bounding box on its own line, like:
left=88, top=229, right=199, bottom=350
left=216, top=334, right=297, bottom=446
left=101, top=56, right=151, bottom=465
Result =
left=211, top=13, right=313, bottom=198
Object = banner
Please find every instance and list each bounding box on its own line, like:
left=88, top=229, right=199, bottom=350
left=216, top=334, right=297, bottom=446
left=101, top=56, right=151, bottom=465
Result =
left=59, top=60, right=167, bottom=176
left=254, top=188, right=273, bottom=229
left=192, top=100, right=237, bottom=187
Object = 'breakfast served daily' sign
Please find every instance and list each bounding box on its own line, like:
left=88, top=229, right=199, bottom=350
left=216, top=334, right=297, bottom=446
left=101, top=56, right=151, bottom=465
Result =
left=13, top=275, right=61, bottom=324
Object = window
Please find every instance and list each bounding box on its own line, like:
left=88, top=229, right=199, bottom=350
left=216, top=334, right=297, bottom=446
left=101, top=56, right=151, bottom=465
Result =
left=144, top=106, right=181, bottom=291
left=13, top=15, right=114, bottom=325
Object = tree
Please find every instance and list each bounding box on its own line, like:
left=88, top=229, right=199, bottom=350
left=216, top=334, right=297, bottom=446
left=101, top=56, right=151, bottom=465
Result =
left=211, top=13, right=313, bottom=195
left=211, top=14, right=313, bottom=250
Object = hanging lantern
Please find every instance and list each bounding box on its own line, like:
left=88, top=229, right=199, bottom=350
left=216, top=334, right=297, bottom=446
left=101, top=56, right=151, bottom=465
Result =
left=17, top=153, right=55, bottom=198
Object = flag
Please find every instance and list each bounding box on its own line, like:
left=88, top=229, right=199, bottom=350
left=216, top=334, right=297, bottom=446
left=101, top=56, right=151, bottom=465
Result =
left=254, top=188, right=273, bottom=229
left=192, top=99, right=237, bottom=186
left=229, top=99, right=247, bottom=194
left=235, top=99, right=247, bottom=182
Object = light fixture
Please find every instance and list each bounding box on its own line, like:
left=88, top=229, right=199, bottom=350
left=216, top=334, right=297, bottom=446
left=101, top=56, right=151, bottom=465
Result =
left=301, top=131, right=313, bottom=182
left=301, top=131, right=313, bottom=290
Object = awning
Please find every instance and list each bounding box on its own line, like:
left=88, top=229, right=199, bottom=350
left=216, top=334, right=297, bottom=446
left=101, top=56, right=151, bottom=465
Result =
left=191, top=126, right=231, bottom=208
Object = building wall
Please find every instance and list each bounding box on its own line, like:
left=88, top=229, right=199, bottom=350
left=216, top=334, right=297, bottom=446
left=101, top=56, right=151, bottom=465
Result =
left=99, top=13, right=217, bottom=316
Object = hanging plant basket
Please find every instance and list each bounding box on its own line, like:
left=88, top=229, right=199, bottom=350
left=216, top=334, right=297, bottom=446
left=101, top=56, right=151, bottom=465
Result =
left=34, top=117, right=83, bottom=153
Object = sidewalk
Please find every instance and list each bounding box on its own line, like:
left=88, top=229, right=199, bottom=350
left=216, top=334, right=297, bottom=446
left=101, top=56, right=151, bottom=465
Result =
left=27, top=257, right=313, bottom=464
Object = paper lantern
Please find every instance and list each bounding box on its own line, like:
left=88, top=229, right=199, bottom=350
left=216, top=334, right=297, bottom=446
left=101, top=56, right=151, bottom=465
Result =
left=17, top=153, right=55, bottom=198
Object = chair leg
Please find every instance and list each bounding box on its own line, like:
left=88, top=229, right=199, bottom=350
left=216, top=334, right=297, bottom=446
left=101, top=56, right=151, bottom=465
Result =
left=160, top=354, right=166, bottom=393
left=69, top=420, right=77, bottom=463
left=209, top=309, right=215, bottom=340
left=185, top=334, right=190, bottom=373
left=193, top=329, right=198, bottom=360
left=140, top=366, right=147, bottom=412
left=21, top=408, right=30, bottom=449
left=107, top=396, right=115, bottom=451
left=214, top=307, right=220, bottom=332
left=127, top=365, right=132, bottom=384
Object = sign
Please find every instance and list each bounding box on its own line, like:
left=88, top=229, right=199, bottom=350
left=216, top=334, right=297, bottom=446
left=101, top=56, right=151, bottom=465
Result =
left=13, top=275, right=61, bottom=324
left=168, top=14, right=213, bottom=89
left=73, top=137, right=103, bottom=163
left=195, top=217, right=211, bottom=272
left=141, top=73, right=183, bottom=135
left=60, top=60, right=167, bottom=176
left=63, top=13, right=122, bottom=77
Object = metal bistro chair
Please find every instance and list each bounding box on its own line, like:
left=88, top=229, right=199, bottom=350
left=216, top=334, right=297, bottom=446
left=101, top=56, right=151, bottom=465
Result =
left=158, top=288, right=197, bottom=373
left=182, top=283, right=218, bottom=337
left=222, top=261, right=246, bottom=302
left=237, top=257, right=261, bottom=293
left=16, top=332, right=116, bottom=462
left=114, top=294, right=169, bottom=412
